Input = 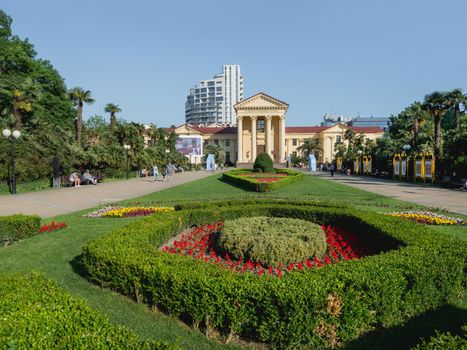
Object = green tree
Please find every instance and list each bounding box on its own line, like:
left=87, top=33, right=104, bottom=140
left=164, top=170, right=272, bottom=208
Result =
left=104, top=103, right=121, bottom=134
left=296, top=138, right=322, bottom=158
left=68, top=87, right=94, bottom=145
left=204, top=143, right=224, bottom=165
left=422, top=91, right=448, bottom=163
left=445, top=88, right=466, bottom=130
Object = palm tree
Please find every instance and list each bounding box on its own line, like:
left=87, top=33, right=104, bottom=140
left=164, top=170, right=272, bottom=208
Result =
left=0, top=77, right=41, bottom=130
left=104, top=103, right=121, bottom=134
left=296, top=138, right=322, bottom=158
left=68, top=87, right=94, bottom=144
left=406, top=102, right=425, bottom=151
left=445, top=88, right=466, bottom=130
left=422, top=91, right=448, bottom=163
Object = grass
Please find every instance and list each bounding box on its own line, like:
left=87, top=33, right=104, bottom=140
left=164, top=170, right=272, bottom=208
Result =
left=0, top=173, right=465, bottom=349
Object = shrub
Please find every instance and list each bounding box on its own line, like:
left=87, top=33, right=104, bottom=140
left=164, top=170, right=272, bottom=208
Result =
left=82, top=200, right=465, bottom=349
left=219, top=216, right=327, bottom=266
left=0, top=214, right=40, bottom=244
left=0, top=271, right=173, bottom=349
left=412, top=328, right=467, bottom=350
left=222, top=168, right=303, bottom=192
left=253, top=152, right=273, bottom=172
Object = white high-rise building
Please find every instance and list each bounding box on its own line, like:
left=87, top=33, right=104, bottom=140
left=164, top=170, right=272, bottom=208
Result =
left=185, top=65, right=244, bottom=125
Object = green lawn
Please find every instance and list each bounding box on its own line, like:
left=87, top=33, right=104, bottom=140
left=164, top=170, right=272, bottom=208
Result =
left=0, top=173, right=465, bottom=349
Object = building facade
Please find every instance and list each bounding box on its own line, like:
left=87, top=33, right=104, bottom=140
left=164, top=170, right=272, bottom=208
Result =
left=185, top=65, right=244, bottom=125
left=321, top=113, right=354, bottom=126
left=174, top=93, right=384, bottom=165
left=351, top=116, right=390, bottom=131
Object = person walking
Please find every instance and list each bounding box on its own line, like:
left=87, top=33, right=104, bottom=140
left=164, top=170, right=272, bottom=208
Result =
left=167, top=163, right=173, bottom=181
left=152, top=164, right=158, bottom=182
left=329, top=163, right=335, bottom=177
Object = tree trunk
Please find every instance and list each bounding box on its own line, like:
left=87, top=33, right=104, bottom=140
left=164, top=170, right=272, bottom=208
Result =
left=110, top=113, right=116, bottom=134
left=76, top=103, right=83, bottom=144
left=434, top=113, right=441, bottom=162
left=454, top=104, right=460, bottom=130
left=412, top=118, right=418, bottom=151
left=13, top=107, right=22, bottom=130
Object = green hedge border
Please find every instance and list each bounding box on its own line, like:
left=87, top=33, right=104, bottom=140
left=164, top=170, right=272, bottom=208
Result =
left=0, top=214, right=40, bottom=244
left=0, top=271, right=172, bottom=349
left=222, top=168, right=303, bottom=192
left=82, top=200, right=465, bottom=348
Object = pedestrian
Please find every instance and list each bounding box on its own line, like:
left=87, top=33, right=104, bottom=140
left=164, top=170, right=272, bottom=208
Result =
left=167, top=163, right=173, bottom=181
left=69, top=171, right=81, bottom=187
left=161, top=166, right=167, bottom=182
left=329, top=163, right=335, bottom=177
left=152, top=164, right=158, bottom=182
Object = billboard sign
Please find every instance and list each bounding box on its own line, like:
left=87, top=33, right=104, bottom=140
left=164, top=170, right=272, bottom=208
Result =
left=175, top=136, right=202, bottom=157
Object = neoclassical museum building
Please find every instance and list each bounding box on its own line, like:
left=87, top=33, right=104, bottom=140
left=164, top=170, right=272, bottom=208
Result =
left=169, top=93, right=384, bottom=165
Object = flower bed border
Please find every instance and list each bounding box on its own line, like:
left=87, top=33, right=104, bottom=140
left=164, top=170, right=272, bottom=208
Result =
left=81, top=200, right=465, bottom=349
left=222, top=168, right=303, bottom=192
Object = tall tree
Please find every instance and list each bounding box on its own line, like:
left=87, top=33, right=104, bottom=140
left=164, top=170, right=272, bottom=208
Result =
left=68, top=87, right=94, bottom=145
left=104, top=103, right=121, bottom=134
left=422, top=91, right=448, bottom=163
left=445, top=88, right=466, bottom=130
left=0, top=76, right=41, bottom=130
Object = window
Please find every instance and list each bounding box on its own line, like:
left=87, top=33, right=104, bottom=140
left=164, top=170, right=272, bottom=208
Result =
left=336, top=135, right=342, bottom=143
left=225, top=152, right=230, bottom=162
left=292, top=139, right=297, bottom=146
left=225, top=139, right=230, bottom=147
left=214, top=139, right=219, bottom=145
left=257, top=119, right=265, bottom=130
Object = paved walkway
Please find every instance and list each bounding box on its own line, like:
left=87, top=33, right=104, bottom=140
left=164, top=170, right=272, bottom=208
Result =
left=309, top=171, right=467, bottom=215
left=0, top=171, right=218, bottom=218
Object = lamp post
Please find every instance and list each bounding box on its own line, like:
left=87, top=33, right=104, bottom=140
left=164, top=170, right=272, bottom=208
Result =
left=357, top=150, right=363, bottom=175
left=123, top=144, right=131, bottom=179
left=2, top=128, right=21, bottom=194
left=402, top=144, right=411, bottom=152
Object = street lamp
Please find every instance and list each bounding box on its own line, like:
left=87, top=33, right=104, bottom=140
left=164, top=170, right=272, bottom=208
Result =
left=402, top=144, right=411, bottom=152
left=123, top=144, right=131, bottom=179
left=2, top=128, right=21, bottom=194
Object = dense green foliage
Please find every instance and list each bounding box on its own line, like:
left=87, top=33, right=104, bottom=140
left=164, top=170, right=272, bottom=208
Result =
left=0, top=271, right=172, bottom=349
left=411, top=328, right=467, bottom=350
left=253, top=152, right=273, bottom=172
left=219, top=216, right=326, bottom=266
left=0, top=214, right=40, bottom=243
left=222, top=168, right=303, bottom=192
left=82, top=200, right=465, bottom=349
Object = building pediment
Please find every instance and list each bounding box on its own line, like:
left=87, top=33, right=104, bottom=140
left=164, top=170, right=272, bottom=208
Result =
left=172, top=124, right=202, bottom=136
left=234, top=92, right=289, bottom=111
left=322, top=123, right=348, bottom=133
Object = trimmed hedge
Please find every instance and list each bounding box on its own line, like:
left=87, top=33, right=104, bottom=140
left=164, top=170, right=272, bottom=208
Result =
left=82, top=200, right=465, bottom=349
left=253, top=152, right=274, bottom=172
left=222, top=168, right=303, bottom=192
left=0, top=271, right=173, bottom=349
left=0, top=214, right=40, bottom=244
left=412, top=328, right=467, bottom=350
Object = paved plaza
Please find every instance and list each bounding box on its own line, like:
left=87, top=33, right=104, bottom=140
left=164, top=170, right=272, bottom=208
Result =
left=0, top=171, right=217, bottom=218
left=310, top=172, right=467, bottom=215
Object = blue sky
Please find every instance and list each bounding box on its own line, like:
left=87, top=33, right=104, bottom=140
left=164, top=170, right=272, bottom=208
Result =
left=2, top=0, right=466, bottom=126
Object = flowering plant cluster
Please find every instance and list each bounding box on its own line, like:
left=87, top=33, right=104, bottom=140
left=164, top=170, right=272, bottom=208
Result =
left=238, top=172, right=289, bottom=184
left=386, top=211, right=466, bottom=225
left=161, top=221, right=361, bottom=277
left=85, top=206, right=174, bottom=218
left=39, top=221, right=67, bottom=234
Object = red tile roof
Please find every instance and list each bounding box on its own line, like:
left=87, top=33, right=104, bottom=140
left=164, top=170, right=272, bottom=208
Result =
left=191, top=126, right=237, bottom=134
left=285, top=126, right=328, bottom=133
left=350, top=126, right=384, bottom=133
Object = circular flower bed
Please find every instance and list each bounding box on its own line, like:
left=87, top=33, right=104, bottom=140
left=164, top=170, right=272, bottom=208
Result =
left=161, top=219, right=361, bottom=277
left=85, top=206, right=174, bottom=218
left=386, top=211, right=466, bottom=225
left=219, top=216, right=327, bottom=266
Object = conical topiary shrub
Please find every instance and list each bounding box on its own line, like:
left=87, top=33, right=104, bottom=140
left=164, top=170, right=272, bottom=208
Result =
left=253, top=152, right=274, bottom=172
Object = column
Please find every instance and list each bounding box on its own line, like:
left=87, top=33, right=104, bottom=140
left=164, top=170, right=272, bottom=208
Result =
left=237, top=116, right=243, bottom=163
left=251, top=116, right=257, bottom=161
left=278, top=116, right=285, bottom=163
left=265, top=115, right=272, bottom=157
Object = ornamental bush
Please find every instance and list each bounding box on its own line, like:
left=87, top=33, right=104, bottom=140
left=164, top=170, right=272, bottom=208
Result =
left=218, top=216, right=327, bottom=266
left=222, top=168, right=303, bottom=192
left=0, top=214, right=40, bottom=244
left=0, top=271, right=172, bottom=349
left=253, top=152, right=274, bottom=172
left=82, top=200, right=465, bottom=349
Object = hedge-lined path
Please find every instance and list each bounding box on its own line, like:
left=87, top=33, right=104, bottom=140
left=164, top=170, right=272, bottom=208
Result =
left=0, top=170, right=223, bottom=218
left=307, top=171, right=467, bottom=215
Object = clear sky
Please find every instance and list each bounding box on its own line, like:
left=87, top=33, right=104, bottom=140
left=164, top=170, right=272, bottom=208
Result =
left=2, top=0, right=466, bottom=126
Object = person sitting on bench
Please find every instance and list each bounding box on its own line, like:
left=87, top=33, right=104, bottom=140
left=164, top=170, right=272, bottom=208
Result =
left=82, top=170, right=97, bottom=185
left=69, top=172, right=81, bottom=187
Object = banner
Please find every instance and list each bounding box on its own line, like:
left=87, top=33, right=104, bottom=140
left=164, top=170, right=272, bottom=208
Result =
left=424, top=160, right=432, bottom=178
left=308, top=154, right=316, bottom=171
left=401, top=159, right=406, bottom=177
left=394, top=160, right=400, bottom=177
left=175, top=136, right=202, bottom=157
left=415, top=160, right=422, bottom=177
